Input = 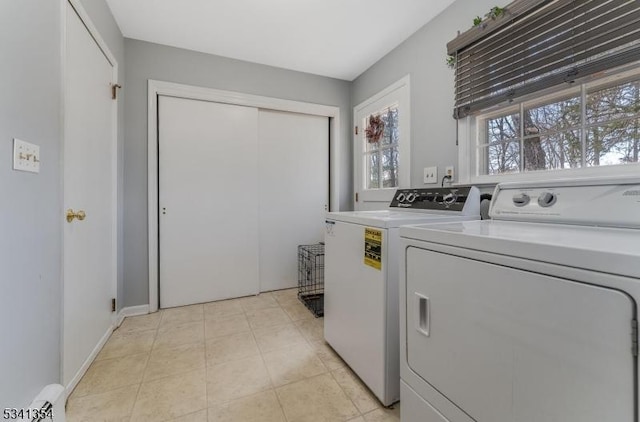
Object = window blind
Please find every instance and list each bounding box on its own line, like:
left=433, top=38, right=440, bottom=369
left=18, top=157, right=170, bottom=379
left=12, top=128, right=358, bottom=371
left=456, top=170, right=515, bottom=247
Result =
left=448, top=0, right=640, bottom=119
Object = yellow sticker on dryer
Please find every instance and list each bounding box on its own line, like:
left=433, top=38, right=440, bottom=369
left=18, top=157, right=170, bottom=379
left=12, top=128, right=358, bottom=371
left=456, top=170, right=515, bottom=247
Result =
left=364, top=227, right=382, bottom=270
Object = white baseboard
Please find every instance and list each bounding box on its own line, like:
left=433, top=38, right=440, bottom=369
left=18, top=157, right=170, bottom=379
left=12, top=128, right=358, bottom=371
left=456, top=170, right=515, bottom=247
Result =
left=65, top=305, right=151, bottom=399
left=115, top=304, right=151, bottom=327
left=65, top=326, right=113, bottom=399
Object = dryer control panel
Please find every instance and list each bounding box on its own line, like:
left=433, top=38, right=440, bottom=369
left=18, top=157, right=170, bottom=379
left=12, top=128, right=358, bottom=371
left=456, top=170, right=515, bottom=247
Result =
left=490, top=177, right=640, bottom=228
left=389, top=187, right=478, bottom=213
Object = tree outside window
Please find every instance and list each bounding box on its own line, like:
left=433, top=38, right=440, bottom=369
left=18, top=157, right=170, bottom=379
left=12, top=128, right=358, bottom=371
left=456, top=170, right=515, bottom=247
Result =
left=365, top=106, right=400, bottom=188
left=484, top=78, right=640, bottom=175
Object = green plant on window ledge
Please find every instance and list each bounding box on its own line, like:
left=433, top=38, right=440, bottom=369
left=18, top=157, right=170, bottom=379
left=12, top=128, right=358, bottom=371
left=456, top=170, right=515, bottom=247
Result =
left=473, top=6, right=507, bottom=29
left=446, top=5, right=507, bottom=68
left=475, top=6, right=506, bottom=27
left=486, top=6, right=506, bottom=21
left=446, top=55, right=456, bottom=69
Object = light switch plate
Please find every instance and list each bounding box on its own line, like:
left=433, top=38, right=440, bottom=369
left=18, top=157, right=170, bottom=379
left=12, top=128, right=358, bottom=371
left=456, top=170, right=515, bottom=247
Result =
left=423, top=166, right=438, bottom=184
left=13, top=138, right=40, bottom=173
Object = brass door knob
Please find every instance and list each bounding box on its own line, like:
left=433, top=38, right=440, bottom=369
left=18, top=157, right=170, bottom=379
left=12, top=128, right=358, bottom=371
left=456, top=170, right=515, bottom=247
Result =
left=66, top=209, right=87, bottom=223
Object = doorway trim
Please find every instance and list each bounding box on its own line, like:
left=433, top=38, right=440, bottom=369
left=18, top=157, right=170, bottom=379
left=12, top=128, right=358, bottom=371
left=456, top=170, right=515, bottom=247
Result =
left=147, top=80, right=341, bottom=313
left=61, top=0, right=119, bottom=394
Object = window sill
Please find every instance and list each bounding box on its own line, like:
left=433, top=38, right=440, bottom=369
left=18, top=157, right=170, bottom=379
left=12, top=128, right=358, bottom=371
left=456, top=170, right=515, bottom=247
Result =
left=466, top=163, right=640, bottom=186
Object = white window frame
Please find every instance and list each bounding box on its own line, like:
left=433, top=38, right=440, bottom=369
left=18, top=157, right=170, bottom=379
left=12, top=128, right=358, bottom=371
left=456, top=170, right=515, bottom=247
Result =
left=354, top=75, right=410, bottom=208
left=458, top=66, right=640, bottom=185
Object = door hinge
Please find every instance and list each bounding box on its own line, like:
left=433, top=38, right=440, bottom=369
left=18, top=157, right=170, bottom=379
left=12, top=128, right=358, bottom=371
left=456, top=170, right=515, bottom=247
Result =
left=632, top=319, right=638, bottom=356
left=355, top=126, right=358, bottom=135
left=355, top=192, right=359, bottom=203
left=111, top=83, right=122, bottom=100
left=111, top=298, right=116, bottom=312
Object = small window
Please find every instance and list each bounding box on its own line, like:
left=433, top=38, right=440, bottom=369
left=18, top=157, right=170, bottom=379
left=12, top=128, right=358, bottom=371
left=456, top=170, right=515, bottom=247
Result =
left=449, top=0, right=640, bottom=182
left=364, top=106, right=400, bottom=189
left=586, top=80, right=640, bottom=166
left=484, top=111, right=521, bottom=175
left=479, top=77, right=640, bottom=176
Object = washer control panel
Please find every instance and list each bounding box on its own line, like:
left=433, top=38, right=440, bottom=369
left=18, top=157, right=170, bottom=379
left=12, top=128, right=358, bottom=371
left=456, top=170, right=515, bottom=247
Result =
left=389, top=187, right=475, bottom=211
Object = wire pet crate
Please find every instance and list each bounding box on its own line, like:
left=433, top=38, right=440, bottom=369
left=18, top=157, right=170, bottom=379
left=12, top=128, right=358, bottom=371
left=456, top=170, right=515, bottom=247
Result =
left=297, top=243, right=324, bottom=317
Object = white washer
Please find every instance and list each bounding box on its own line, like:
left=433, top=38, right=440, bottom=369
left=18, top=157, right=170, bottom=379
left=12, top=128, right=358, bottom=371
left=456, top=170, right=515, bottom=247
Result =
left=399, top=177, right=640, bottom=422
left=324, top=187, right=480, bottom=406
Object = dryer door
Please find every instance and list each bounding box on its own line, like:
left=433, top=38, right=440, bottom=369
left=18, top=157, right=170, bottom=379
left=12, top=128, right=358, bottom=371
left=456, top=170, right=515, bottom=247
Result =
left=405, top=247, right=636, bottom=422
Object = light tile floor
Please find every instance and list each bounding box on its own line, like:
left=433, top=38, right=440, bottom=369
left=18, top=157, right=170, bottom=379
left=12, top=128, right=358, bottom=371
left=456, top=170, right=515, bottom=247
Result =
left=66, top=288, right=401, bottom=422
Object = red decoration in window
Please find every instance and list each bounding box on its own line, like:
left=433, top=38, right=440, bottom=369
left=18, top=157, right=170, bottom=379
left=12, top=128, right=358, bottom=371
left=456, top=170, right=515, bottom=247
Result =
left=365, top=114, right=385, bottom=143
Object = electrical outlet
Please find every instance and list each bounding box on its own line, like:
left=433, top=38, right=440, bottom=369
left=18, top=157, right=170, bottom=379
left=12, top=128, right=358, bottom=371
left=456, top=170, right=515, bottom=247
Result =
left=423, top=166, right=438, bottom=184
left=445, top=165, right=455, bottom=180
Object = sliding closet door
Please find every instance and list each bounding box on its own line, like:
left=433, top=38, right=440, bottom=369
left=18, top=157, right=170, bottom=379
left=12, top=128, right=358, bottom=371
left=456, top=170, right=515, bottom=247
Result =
left=159, top=96, right=259, bottom=308
left=258, top=110, right=329, bottom=291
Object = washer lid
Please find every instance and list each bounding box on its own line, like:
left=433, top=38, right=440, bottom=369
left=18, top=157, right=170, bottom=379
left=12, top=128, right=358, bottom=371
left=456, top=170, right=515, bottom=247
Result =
left=326, top=210, right=478, bottom=228
left=400, top=220, right=640, bottom=278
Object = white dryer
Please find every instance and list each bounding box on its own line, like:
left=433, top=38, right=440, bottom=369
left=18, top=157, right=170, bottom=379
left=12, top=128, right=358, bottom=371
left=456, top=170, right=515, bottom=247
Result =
left=324, top=187, right=480, bottom=406
left=399, top=178, right=640, bottom=422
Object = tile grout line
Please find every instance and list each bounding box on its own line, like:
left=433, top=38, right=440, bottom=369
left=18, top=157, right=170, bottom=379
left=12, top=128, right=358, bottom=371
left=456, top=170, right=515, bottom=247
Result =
left=272, top=291, right=354, bottom=421
left=304, top=310, right=371, bottom=421
left=117, top=290, right=312, bottom=421
left=329, top=368, right=369, bottom=419
left=73, top=294, right=315, bottom=421
left=206, top=297, right=271, bottom=413
left=251, top=296, right=291, bottom=422
left=69, top=334, right=159, bottom=400
left=152, top=305, right=209, bottom=420
left=67, top=315, right=161, bottom=419
left=126, top=313, right=159, bottom=422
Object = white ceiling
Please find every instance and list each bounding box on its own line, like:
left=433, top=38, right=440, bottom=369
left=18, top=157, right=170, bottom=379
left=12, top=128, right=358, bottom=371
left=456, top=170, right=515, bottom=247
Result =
left=105, top=0, right=456, bottom=81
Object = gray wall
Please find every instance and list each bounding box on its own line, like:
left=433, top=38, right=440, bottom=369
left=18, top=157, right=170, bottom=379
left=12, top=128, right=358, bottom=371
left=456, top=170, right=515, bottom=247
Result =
left=351, top=0, right=496, bottom=188
left=79, top=0, right=126, bottom=311
left=0, top=0, right=62, bottom=409
left=123, top=39, right=352, bottom=307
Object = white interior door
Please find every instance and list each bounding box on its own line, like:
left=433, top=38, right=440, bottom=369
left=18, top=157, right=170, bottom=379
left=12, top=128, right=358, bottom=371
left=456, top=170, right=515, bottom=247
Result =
left=258, top=110, right=328, bottom=291
left=63, top=1, right=116, bottom=387
left=354, top=77, right=410, bottom=211
left=159, top=96, right=260, bottom=308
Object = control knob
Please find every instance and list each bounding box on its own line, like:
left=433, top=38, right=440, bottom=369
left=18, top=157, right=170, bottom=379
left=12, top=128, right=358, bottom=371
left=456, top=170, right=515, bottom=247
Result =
left=512, top=193, right=530, bottom=207
left=396, top=193, right=406, bottom=202
left=443, top=192, right=457, bottom=205
left=538, top=191, right=557, bottom=207
left=406, top=193, right=417, bottom=203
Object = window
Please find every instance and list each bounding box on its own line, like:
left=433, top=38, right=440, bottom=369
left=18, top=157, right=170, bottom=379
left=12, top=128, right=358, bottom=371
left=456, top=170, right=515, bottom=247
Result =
left=364, top=106, right=400, bottom=189
left=353, top=76, right=410, bottom=210
left=449, top=0, right=640, bottom=182
left=481, top=76, right=640, bottom=175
